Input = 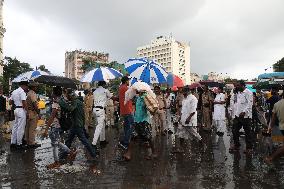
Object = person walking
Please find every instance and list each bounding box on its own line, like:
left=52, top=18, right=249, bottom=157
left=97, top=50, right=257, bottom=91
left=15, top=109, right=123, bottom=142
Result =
left=201, top=85, right=213, bottom=131
left=59, top=89, right=97, bottom=170
left=134, top=90, right=156, bottom=160
left=229, top=81, right=253, bottom=154
left=10, top=81, right=29, bottom=150
left=92, top=81, right=112, bottom=148
left=25, top=82, right=41, bottom=148
left=43, top=87, right=77, bottom=169
left=213, top=87, right=226, bottom=136
left=174, top=86, right=202, bottom=153
left=84, top=89, right=94, bottom=134
left=265, top=92, right=284, bottom=164
left=118, top=76, right=134, bottom=160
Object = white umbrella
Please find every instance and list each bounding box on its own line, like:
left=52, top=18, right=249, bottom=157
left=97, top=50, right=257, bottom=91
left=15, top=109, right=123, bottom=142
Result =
left=12, top=70, right=50, bottom=83
left=80, top=67, right=123, bottom=82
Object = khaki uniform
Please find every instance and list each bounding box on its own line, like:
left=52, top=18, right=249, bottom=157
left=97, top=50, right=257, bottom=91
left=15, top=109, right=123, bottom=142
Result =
left=153, top=94, right=166, bottom=134
left=176, top=92, right=184, bottom=117
left=106, top=99, right=115, bottom=126
left=201, top=91, right=213, bottom=130
left=84, top=93, right=94, bottom=133
left=25, top=90, right=38, bottom=145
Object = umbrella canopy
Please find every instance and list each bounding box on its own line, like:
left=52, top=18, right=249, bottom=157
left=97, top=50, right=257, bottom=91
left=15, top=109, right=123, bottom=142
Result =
left=80, top=67, right=123, bottom=83
left=12, top=70, right=50, bottom=83
left=125, top=58, right=168, bottom=84
left=34, top=75, right=77, bottom=89
left=190, top=82, right=202, bottom=89
left=166, top=73, right=184, bottom=87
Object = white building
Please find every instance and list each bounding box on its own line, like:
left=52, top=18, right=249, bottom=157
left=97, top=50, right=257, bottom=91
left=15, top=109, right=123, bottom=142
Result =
left=137, top=36, right=191, bottom=84
left=207, top=72, right=224, bottom=82
left=0, top=0, right=5, bottom=76
left=190, top=73, right=201, bottom=83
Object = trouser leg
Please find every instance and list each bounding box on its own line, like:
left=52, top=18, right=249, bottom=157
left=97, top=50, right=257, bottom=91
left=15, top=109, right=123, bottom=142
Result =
left=166, top=110, right=174, bottom=132
left=28, top=117, right=38, bottom=145
left=203, top=108, right=211, bottom=129
left=65, top=127, right=76, bottom=148
left=216, top=120, right=226, bottom=133
left=11, top=110, right=19, bottom=144
left=92, top=109, right=105, bottom=145
left=232, top=117, right=242, bottom=147
left=84, top=110, right=89, bottom=132
left=16, top=109, right=26, bottom=145
left=242, top=118, right=253, bottom=149
left=160, top=110, right=166, bottom=132
left=76, top=127, right=96, bottom=158
left=188, top=127, right=202, bottom=141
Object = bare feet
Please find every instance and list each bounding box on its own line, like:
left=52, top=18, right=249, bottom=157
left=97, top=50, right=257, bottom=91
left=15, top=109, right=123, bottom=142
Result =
left=90, top=165, right=101, bottom=175
left=47, top=161, right=61, bottom=169
left=67, top=149, right=78, bottom=162
left=123, top=154, right=131, bottom=161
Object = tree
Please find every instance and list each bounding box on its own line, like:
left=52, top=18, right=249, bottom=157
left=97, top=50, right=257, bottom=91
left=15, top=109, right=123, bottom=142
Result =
left=273, top=57, right=284, bottom=72
left=2, top=57, right=33, bottom=94
left=37, top=65, right=51, bottom=73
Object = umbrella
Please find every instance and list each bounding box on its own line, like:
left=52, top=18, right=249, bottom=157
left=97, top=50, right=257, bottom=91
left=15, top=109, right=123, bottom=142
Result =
left=125, top=58, right=168, bottom=84
left=80, top=67, right=123, bottom=83
left=12, top=70, right=50, bottom=83
left=190, top=82, right=201, bottom=89
left=34, top=75, right=77, bottom=89
left=166, top=73, right=184, bottom=88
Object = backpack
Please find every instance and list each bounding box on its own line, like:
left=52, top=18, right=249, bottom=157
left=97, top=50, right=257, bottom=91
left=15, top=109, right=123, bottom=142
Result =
left=143, top=94, right=159, bottom=115
left=59, top=109, right=74, bottom=131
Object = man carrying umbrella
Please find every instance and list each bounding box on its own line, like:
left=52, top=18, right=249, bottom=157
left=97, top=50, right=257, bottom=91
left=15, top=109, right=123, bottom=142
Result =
left=10, top=81, right=29, bottom=150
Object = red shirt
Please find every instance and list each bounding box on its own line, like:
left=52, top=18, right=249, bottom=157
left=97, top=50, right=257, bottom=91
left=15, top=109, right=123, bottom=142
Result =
left=119, top=84, right=133, bottom=115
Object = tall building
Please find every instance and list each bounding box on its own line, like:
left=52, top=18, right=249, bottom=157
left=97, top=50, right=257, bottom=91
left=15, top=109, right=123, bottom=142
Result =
left=137, top=36, right=191, bottom=84
left=65, top=50, right=109, bottom=80
left=190, top=73, right=201, bottom=83
left=0, top=0, right=5, bottom=76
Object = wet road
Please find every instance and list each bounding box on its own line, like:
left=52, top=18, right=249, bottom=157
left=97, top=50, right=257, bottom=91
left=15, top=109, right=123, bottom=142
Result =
left=1, top=124, right=284, bottom=189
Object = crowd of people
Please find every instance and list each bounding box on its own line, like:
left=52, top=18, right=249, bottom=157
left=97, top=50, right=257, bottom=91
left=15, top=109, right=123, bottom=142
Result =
left=0, top=76, right=284, bottom=174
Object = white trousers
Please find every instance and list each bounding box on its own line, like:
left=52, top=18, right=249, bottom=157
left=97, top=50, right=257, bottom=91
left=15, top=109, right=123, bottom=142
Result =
left=214, top=120, right=226, bottom=133
left=92, top=109, right=106, bottom=145
left=176, top=125, right=202, bottom=141
left=165, top=109, right=174, bottom=132
left=11, top=108, right=26, bottom=145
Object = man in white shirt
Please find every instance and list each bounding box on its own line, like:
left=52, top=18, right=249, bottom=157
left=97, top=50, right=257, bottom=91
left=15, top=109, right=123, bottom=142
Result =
left=230, top=81, right=253, bottom=154
left=174, top=86, right=202, bottom=153
left=92, top=81, right=112, bottom=148
left=213, top=87, right=226, bottom=136
left=10, top=81, right=29, bottom=150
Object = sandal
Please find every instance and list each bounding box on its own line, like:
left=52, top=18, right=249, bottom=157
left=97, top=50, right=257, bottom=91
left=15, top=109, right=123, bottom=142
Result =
left=90, top=165, right=101, bottom=175
left=123, top=154, right=131, bottom=161
left=67, top=149, right=78, bottom=162
left=47, top=162, right=61, bottom=169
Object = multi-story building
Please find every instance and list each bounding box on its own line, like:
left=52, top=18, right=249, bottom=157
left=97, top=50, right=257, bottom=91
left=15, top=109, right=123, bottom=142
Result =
left=137, top=36, right=191, bottom=84
left=65, top=50, right=109, bottom=80
left=190, top=73, right=201, bottom=83
left=0, top=0, right=5, bottom=76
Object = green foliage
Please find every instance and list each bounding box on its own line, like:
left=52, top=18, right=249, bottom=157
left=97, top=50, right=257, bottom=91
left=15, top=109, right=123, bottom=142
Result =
left=273, top=57, right=284, bottom=72
left=224, top=77, right=238, bottom=83
left=37, top=65, right=51, bottom=73
left=2, top=57, right=33, bottom=94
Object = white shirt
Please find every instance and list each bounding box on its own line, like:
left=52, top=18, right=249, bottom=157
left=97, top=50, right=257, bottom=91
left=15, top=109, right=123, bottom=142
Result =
left=93, top=86, right=112, bottom=108
left=235, top=89, right=253, bottom=118
left=11, top=87, right=26, bottom=106
left=180, top=94, right=198, bottom=126
left=213, top=93, right=226, bottom=120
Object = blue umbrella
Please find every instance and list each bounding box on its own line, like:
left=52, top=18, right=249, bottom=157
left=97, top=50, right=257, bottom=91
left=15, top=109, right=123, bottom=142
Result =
left=12, top=70, right=50, bottom=83
left=125, top=58, right=168, bottom=84
left=80, top=67, right=123, bottom=82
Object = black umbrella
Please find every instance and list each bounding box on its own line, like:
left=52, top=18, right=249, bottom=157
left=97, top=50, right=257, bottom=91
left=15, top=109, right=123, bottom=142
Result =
left=34, top=75, right=77, bottom=89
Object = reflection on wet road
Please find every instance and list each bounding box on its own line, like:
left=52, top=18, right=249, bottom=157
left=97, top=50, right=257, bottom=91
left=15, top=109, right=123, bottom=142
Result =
left=1, top=126, right=284, bottom=189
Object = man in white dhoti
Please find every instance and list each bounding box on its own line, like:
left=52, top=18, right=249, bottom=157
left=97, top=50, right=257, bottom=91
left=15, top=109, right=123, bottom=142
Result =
left=173, top=86, right=202, bottom=153
left=213, top=87, right=226, bottom=136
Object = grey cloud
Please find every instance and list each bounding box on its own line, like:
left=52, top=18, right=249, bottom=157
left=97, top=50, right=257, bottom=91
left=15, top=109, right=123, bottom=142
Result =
left=5, top=0, right=284, bottom=79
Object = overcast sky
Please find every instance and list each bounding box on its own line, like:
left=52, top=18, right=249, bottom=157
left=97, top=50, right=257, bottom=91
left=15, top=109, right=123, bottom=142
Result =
left=3, top=0, right=284, bottom=79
